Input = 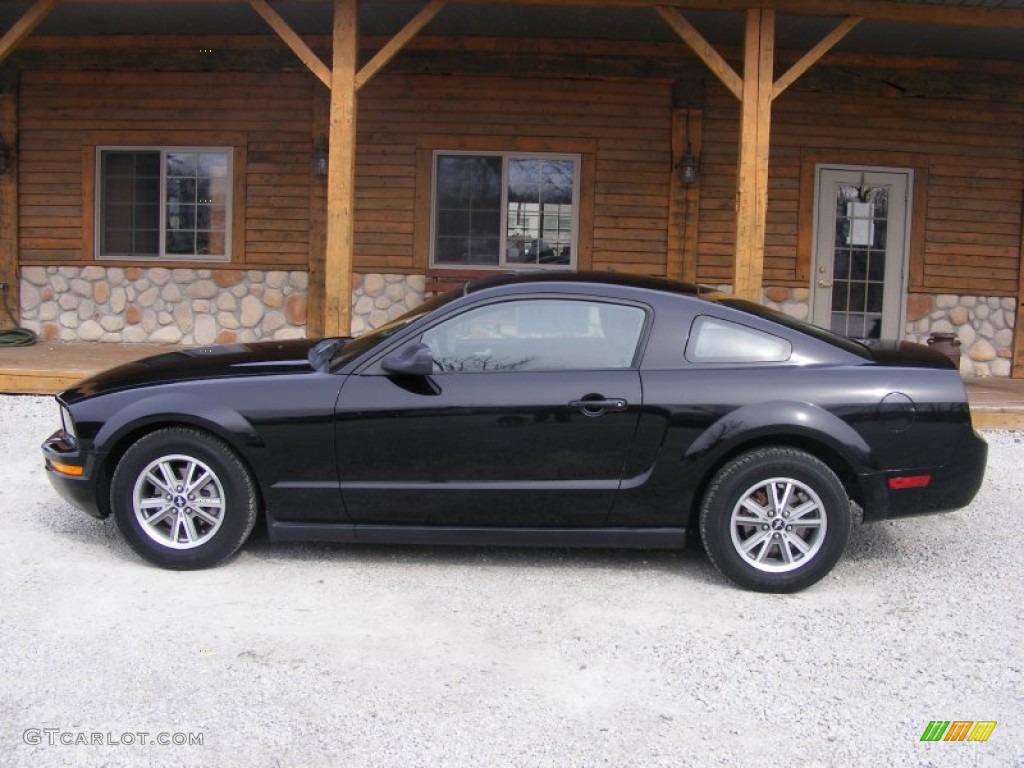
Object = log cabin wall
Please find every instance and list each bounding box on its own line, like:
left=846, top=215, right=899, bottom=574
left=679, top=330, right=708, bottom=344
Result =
left=353, top=72, right=672, bottom=277
left=698, top=78, right=1023, bottom=375
left=17, top=69, right=316, bottom=343
left=8, top=40, right=1023, bottom=373
left=698, top=81, right=1024, bottom=294
left=18, top=69, right=314, bottom=269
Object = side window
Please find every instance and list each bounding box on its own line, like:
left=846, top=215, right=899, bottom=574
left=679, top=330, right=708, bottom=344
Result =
left=421, top=299, right=645, bottom=372
left=685, top=316, right=792, bottom=363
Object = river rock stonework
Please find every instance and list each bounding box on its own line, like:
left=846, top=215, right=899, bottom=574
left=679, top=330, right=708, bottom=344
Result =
left=904, top=293, right=1015, bottom=378
left=761, top=287, right=1014, bottom=377
left=17, top=269, right=1013, bottom=377
left=19, top=266, right=309, bottom=344
left=349, top=273, right=426, bottom=335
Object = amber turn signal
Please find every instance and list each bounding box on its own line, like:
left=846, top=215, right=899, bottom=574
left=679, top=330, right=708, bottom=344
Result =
left=48, top=460, right=84, bottom=477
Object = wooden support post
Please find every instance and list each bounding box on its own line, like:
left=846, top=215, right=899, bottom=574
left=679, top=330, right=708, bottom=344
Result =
left=324, top=0, right=357, bottom=337
left=0, top=90, right=17, bottom=329
left=733, top=8, right=774, bottom=301
left=1014, top=196, right=1024, bottom=378
left=307, top=95, right=329, bottom=339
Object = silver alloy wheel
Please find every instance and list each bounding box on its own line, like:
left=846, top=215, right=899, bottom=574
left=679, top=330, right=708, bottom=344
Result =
left=132, top=453, right=226, bottom=550
left=729, top=476, right=827, bottom=573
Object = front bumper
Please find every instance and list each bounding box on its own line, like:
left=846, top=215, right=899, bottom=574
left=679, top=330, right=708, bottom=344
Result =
left=42, top=430, right=104, bottom=519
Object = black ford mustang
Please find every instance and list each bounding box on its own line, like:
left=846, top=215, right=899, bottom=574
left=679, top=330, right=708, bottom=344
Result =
left=42, top=273, right=987, bottom=592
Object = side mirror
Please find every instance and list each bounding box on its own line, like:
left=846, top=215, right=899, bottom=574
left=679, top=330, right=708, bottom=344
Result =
left=381, top=343, right=435, bottom=376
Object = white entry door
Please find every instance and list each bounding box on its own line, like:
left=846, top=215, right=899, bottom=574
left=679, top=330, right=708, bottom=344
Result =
left=812, top=167, right=911, bottom=341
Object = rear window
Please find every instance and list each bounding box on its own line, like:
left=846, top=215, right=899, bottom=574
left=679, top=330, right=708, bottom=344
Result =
left=709, top=297, right=872, bottom=360
left=686, top=316, right=791, bottom=363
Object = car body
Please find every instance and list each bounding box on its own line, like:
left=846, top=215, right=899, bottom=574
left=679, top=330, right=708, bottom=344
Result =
left=42, top=272, right=987, bottom=591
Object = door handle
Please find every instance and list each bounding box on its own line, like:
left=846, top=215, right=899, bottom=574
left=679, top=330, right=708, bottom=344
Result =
left=818, top=279, right=832, bottom=288
left=568, top=397, right=628, bottom=416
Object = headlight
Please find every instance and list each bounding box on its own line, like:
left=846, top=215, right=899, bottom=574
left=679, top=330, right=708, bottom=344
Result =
left=60, top=404, right=77, bottom=442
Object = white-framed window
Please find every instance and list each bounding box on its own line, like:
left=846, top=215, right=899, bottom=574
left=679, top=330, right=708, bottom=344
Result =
left=431, top=151, right=579, bottom=269
left=96, top=147, right=232, bottom=261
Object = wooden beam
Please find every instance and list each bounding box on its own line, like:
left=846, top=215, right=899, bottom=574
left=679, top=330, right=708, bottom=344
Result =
left=772, top=16, right=862, bottom=101
left=0, top=91, right=17, bottom=329
left=0, top=0, right=56, bottom=65
left=31, top=0, right=1024, bottom=30
left=355, top=0, right=447, bottom=91
left=248, top=0, right=331, bottom=88
left=733, top=8, right=774, bottom=302
left=324, top=0, right=357, bottom=337
left=1014, top=194, right=1024, bottom=378
left=656, top=6, right=742, bottom=101
left=306, top=94, right=328, bottom=339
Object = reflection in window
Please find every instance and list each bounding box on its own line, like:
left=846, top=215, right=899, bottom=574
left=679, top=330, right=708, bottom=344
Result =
left=433, top=152, right=578, bottom=269
left=422, top=299, right=644, bottom=372
left=98, top=147, right=231, bottom=260
left=686, top=316, right=791, bottom=363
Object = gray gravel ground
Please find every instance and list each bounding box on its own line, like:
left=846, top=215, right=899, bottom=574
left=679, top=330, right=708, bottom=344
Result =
left=0, top=393, right=1021, bottom=768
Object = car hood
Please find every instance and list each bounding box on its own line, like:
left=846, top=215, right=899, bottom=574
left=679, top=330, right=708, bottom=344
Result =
left=61, top=339, right=325, bottom=403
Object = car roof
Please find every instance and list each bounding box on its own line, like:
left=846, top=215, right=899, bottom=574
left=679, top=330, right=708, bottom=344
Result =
left=463, top=270, right=715, bottom=299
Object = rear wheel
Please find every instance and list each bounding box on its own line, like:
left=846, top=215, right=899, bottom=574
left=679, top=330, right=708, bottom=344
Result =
left=699, top=447, right=851, bottom=592
left=111, top=427, right=258, bottom=569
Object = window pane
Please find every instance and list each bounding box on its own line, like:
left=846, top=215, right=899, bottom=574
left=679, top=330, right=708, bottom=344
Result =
left=506, top=157, right=575, bottom=266
left=685, top=317, right=792, bottom=363
left=99, top=150, right=160, bottom=257
left=423, top=300, right=645, bottom=372
left=166, top=230, right=195, bottom=254
left=167, top=152, right=198, bottom=177
left=434, top=155, right=501, bottom=265
left=164, top=150, right=229, bottom=257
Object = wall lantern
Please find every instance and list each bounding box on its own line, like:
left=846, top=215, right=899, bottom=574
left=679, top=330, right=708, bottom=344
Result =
left=678, top=111, right=699, bottom=185
left=0, top=133, right=9, bottom=174
left=312, top=134, right=328, bottom=177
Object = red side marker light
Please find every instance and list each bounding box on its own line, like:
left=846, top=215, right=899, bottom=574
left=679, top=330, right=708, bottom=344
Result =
left=889, top=475, right=931, bottom=490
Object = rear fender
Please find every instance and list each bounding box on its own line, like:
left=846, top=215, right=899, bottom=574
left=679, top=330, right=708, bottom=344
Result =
left=684, top=400, right=874, bottom=474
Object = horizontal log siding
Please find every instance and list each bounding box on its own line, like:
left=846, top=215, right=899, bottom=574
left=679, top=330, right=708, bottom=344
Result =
left=700, top=83, right=1024, bottom=293
left=18, top=70, right=313, bottom=268
left=356, top=73, right=672, bottom=275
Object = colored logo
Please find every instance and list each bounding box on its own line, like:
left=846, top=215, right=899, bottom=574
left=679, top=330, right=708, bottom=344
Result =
left=920, top=721, right=997, bottom=742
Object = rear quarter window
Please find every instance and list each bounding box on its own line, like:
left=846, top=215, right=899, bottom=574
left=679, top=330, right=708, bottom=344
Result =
left=685, top=315, right=792, bottom=364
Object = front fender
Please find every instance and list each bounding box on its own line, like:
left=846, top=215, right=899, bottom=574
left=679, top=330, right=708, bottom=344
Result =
left=88, top=392, right=263, bottom=457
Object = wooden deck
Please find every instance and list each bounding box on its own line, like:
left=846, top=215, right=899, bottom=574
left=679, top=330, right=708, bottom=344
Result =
left=1, top=340, right=1022, bottom=429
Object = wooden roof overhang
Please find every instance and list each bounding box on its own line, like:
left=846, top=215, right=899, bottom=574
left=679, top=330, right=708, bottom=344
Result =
left=1, top=1, right=1023, bottom=338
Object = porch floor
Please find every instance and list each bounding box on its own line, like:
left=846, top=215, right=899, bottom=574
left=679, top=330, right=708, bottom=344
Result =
left=1, top=340, right=1022, bottom=430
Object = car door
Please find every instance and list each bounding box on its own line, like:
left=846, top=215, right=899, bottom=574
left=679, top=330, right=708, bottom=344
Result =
left=334, top=296, right=647, bottom=527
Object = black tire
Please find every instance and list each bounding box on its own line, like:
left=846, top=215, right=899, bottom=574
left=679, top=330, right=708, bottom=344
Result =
left=110, top=427, right=258, bottom=570
left=699, top=447, right=851, bottom=593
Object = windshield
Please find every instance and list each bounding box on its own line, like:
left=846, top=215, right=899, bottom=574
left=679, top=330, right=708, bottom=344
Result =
left=710, top=297, right=873, bottom=360
left=329, top=290, right=459, bottom=370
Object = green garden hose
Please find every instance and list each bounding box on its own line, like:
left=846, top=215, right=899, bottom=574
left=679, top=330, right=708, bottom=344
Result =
left=0, top=282, right=38, bottom=346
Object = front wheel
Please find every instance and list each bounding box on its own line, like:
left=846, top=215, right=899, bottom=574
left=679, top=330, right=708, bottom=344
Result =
left=699, top=447, right=851, bottom=592
left=111, top=427, right=259, bottom=570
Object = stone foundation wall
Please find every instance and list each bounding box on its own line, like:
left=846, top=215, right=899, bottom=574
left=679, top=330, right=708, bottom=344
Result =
left=350, top=273, right=426, bottom=335
left=17, top=268, right=1016, bottom=377
left=905, top=293, right=1015, bottom=378
left=20, top=266, right=308, bottom=344
left=760, top=287, right=1016, bottom=377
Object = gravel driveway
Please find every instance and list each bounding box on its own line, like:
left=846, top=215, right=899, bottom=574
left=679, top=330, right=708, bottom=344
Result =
left=1, top=393, right=1021, bottom=767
